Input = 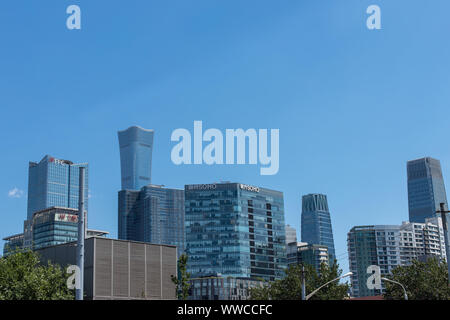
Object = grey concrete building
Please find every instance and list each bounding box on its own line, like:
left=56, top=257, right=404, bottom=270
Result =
left=37, top=237, right=177, bottom=300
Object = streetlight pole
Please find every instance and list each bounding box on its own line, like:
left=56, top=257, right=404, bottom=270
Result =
left=437, top=203, right=450, bottom=285
left=305, top=272, right=352, bottom=300
left=301, top=265, right=306, bottom=301
left=76, top=166, right=86, bottom=301
left=381, top=277, right=408, bottom=300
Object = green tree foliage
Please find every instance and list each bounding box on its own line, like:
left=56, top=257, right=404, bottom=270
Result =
left=171, top=253, right=191, bottom=300
left=384, top=258, right=450, bottom=300
left=250, top=261, right=349, bottom=300
left=0, top=250, right=74, bottom=300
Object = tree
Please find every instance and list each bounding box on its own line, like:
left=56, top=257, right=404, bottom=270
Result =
left=250, top=260, right=349, bottom=300
left=383, top=258, right=450, bottom=300
left=171, top=253, right=191, bottom=300
left=0, top=250, right=74, bottom=300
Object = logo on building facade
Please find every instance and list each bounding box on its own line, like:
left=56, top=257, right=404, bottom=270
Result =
left=239, top=184, right=260, bottom=193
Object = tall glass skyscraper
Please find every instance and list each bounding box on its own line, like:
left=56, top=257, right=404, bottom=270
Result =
left=118, top=126, right=154, bottom=190
left=118, top=185, right=185, bottom=256
left=184, top=183, right=287, bottom=281
left=24, top=155, right=88, bottom=248
left=407, top=157, right=448, bottom=223
left=27, top=155, right=88, bottom=220
left=301, top=194, right=336, bottom=263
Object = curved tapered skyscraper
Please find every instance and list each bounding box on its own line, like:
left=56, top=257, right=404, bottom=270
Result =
left=301, top=193, right=336, bottom=263
left=118, top=126, right=154, bottom=190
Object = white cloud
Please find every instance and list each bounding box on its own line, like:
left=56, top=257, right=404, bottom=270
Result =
left=8, top=187, right=24, bottom=199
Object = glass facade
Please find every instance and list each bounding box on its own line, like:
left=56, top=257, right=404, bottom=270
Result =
left=27, top=155, right=88, bottom=220
left=2, top=233, right=24, bottom=256
left=118, top=185, right=185, bottom=256
left=118, top=126, right=154, bottom=190
left=301, top=194, right=336, bottom=263
left=185, top=183, right=287, bottom=282
left=32, top=207, right=80, bottom=250
left=407, top=157, right=448, bottom=223
left=189, top=277, right=263, bottom=300
left=24, top=155, right=88, bottom=249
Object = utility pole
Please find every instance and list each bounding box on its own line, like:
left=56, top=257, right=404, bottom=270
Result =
left=301, top=265, right=306, bottom=301
left=437, top=203, right=450, bottom=285
left=76, top=167, right=86, bottom=300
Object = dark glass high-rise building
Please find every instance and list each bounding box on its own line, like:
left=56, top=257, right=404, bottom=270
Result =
left=118, top=126, right=154, bottom=190
left=407, top=157, right=448, bottom=223
left=301, top=194, right=336, bottom=263
left=118, top=185, right=185, bottom=256
left=184, top=183, right=287, bottom=281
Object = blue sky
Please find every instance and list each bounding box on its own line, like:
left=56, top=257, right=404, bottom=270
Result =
left=1, top=1, right=450, bottom=272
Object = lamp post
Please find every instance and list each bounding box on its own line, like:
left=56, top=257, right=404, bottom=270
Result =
left=305, top=272, right=352, bottom=300
left=76, top=167, right=86, bottom=301
left=381, top=277, right=408, bottom=300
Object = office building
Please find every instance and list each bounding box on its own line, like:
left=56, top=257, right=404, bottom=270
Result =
left=287, top=242, right=329, bottom=273
left=118, top=126, right=154, bottom=191
left=3, top=207, right=108, bottom=254
left=185, top=182, right=287, bottom=283
left=27, top=155, right=88, bottom=220
left=24, top=155, right=88, bottom=248
left=285, top=224, right=297, bottom=245
left=118, top=185, right=185, bottom=255
left=32, top=207, right=80, bottom=250
left=407, top=157, right=448, bottom=223
left=37, top=237, right=177, bottom=300
left=2, top=233, right=24, bottom=256
left=347, top=218, right=447, bottom=297
left=301, top=194, right=336, bottom=263
left=189, top=277, right=263, bottom=300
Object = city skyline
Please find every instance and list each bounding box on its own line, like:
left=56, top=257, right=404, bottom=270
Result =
left=2, top=1, right=450, bottom=278
left=2, top=131, right=449, bottom=275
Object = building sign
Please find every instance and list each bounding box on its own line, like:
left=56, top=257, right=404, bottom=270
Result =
left=187, top=184, right=217, bottom=190
left=48, top=157, right=72, bottom=166
left=55, top=213, right=78, bottom=223
left=239, top=184, right=260, bottom=193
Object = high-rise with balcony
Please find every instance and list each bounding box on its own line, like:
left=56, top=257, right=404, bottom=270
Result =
left=118, top=126, right=154, bottom=191
left=347, top=218, right=447, bottom=297
left=407, top=157, right=448, bottom=223
left=301, top=194, right=336, bottom=263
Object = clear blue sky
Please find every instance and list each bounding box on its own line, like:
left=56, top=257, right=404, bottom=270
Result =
left=1, top=1, right=450, bottom=272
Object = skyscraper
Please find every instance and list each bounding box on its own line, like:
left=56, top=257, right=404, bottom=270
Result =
left=407, top=157, right=448, bottom=223
left=27, top=155, right=88, bottom=220
left=184, top=182, right=287, bottom=282
left=24, top=155, right=88, bottom=248
left=301, top=194, right=336, bottom=263
left=118, top=185, right=185, bottom=256
left=118, top=126, right=154, bottom=190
